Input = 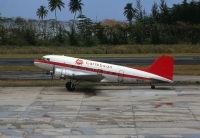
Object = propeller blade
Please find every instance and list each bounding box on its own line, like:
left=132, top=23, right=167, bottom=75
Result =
left=51, top=65, right=55, bottom=80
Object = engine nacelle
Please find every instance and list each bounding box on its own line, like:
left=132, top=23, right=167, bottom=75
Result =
left=54, top=68, right=74, bottom=78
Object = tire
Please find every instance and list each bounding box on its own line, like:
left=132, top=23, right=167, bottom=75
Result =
left=151, top=85, right=156, bottom=89
left=66, top=82, right=75, bottom=92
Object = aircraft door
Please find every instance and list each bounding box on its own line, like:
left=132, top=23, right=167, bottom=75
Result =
left=118, top=70, right=124, bottom=83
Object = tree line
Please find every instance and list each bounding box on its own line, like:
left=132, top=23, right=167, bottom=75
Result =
left=0, top=0, right=200, bottom=46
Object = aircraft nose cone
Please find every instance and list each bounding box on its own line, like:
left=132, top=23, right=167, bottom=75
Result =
left=33, top=59, right=39, bottom=67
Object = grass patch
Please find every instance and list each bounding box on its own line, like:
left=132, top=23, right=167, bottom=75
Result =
left=0, top=44, right=199, bottom=58
left=174, top=65, right=200, bottom=75
left=0, top=66, right=41, bottom=72
left=1, top=53, right=200, bottom=59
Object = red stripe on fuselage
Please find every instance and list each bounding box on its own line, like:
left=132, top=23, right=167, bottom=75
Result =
left=34, top=59, right=150, bottom=80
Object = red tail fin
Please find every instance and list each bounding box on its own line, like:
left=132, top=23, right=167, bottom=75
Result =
left=147, top=55, right=174, bottom=80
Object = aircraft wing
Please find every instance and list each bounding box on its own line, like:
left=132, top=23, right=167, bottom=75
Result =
left=54, top=68, right=104, bottom=82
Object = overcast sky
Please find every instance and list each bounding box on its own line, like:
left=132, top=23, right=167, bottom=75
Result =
left=0, top=0, right=184, bottom=21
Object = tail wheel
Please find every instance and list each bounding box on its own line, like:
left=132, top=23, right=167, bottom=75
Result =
left=66, top=81, right=76, bottom=91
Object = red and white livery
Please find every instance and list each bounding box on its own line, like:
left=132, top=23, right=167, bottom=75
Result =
left=34, top=55, right=174, bottom=91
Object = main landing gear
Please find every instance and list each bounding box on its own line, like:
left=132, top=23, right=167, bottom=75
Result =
left=151, top=85, right=156, bottom=89
left=150, top=82, right=156, bottom=89
left=65, top=81, right=77, bottom=92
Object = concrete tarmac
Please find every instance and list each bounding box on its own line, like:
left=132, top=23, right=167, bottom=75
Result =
left=0, top=86, right=200, bottom=137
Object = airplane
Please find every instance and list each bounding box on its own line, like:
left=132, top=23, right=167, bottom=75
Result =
left=34, top=55, right=174, bottom=91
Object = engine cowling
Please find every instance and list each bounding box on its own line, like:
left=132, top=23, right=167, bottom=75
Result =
left=53, top=68, right=103, bottom=81
left=54, top=68, right=74, bottom=78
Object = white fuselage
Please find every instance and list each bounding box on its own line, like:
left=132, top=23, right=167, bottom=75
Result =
left=34, top=55, right=172, bottom=83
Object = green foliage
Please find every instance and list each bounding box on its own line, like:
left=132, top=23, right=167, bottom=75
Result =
left=48, top=0, right=65, bottom=12
left=151, top=2, right=159, bottom=22
left=53, top=25, right=68, bottom=44
left=135, top=0, right=144, bottom=21
left=69, top=0, right=83, bottom=14
left=48, top=0, right=65, bottom=20
left=23, top=29, right=36, bottom=45
left=124, top=3, right=135, bottom=25
left=0, top=0, right=200, bottom=46
left=159, top=0, right=170, bottom=23
left=68, top=0, right=84, bottom=46
left=93, top=23, right=107, bottom=44
left=77, top=15, right=95, bottom=46
left=67, top=25, right=78, bottom=46
left=150, top=24, right=160, bottom=44
left=171, top=0, right=200, bottom=24
left=36, top=6, right=48, bottom=20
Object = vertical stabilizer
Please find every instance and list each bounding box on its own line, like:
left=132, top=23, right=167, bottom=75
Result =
left=148, top=55, right=174, bottom=81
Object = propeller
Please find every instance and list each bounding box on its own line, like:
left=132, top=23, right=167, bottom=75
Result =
left=50, top=65, right=55, bottom=80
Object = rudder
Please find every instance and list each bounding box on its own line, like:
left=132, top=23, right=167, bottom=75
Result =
left=147, top=55, right=174, bottom=81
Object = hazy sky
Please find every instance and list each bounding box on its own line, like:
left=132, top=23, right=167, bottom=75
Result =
left=0, top=0, right=184, bottom=21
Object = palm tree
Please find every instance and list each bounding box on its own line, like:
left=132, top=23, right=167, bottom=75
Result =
left=69, top=0, right=84, bottom=20
left=68, top=0, right=84, bottom=45
left=48, top=0, right=65, bottom=20
left=151, top=2, right=159, bottom=22
left=124, top=3, right=135, bottom=25
left=36, top=6, right=48, bottom=39
left=36, top=6, right=48, bottom=20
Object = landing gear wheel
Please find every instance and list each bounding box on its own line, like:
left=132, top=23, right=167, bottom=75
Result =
left=66, top=81, right=75, bottom=92
left=151, top=85, right=156, bottom=89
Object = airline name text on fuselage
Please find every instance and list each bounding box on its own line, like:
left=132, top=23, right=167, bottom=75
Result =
left=85, top=60, right=112, bottom=69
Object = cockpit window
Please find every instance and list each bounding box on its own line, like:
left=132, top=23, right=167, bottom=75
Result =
left=41, top=57, right=50, bottom=61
